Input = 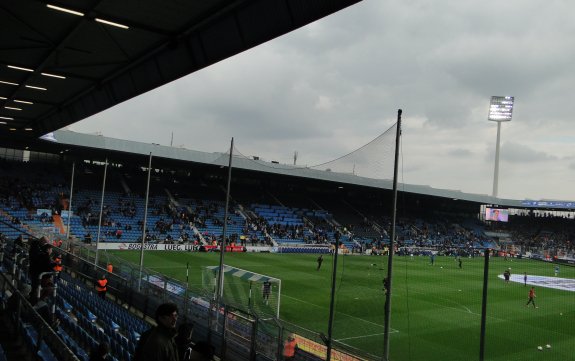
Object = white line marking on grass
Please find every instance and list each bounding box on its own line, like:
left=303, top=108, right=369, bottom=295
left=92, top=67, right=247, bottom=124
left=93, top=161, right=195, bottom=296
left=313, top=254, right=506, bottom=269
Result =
left=409, top=289, right=477, bottom=315
left=335, top=331, right=397, bottom=342
left=146, top=266, right=188, bottom=269
left=407, top=289, right=517, bottom=323
left=283, top=294, right=398, bottom=332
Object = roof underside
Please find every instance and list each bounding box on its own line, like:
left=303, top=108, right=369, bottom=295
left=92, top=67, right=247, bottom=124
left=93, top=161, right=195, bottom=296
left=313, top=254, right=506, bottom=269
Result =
left=0, top=0, right=361, bottom=138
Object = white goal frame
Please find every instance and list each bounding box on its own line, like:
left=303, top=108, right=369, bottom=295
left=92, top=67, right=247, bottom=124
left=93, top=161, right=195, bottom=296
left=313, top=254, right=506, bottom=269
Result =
left=202, top=265, right=281, bottom=318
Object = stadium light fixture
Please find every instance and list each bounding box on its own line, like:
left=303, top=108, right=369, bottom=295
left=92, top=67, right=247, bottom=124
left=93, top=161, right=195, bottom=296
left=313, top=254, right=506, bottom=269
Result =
left=0, top=80, right=19, bottom=86
left=41, top=72, right=66, bottom=79
left=14, top=99, right=33, bottom=104
left=488, top=96, right=514, bottom=121
left=0, top=96, right=6, bottom=100
left=488, top=96, right=514, bottom=198
left=25, top=85, right=47, bottom=91
left=4, top=106, right=22, bottom=111
left=47, top=4, right=85, bottom=17
left=95, top=18, right=129, bottom=29
left=7, top=65, right=34, bottom=72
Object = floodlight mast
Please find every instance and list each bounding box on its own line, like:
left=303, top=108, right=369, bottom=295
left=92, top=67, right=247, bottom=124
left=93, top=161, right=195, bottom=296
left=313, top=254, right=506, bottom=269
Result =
left=492, top=122, right=502, bottom=197
left=488, top=96, right=514, bottom=197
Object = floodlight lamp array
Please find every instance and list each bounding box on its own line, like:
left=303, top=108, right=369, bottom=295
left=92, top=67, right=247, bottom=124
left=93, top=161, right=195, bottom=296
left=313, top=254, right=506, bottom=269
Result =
left=488, top=96, right=514, bottom=122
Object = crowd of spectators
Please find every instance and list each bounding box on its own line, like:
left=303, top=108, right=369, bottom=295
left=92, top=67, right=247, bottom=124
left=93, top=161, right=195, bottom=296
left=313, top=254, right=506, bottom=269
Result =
left=1, top=163, right=574, bottom=255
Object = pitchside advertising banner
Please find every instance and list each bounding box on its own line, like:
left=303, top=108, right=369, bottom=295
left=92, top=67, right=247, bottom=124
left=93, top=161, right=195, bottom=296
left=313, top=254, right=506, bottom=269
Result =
left=294, top=335, right=367, bottom=361
left=96, top=242, right=246, bottom=252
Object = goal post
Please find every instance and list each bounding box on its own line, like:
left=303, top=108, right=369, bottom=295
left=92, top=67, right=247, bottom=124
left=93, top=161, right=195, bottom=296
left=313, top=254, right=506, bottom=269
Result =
left=202, top=265, right=281, bottom=318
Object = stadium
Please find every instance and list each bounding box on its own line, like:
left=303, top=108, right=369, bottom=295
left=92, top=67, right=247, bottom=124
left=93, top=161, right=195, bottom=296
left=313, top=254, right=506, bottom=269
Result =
left=0, top=1, right=574, bottom=361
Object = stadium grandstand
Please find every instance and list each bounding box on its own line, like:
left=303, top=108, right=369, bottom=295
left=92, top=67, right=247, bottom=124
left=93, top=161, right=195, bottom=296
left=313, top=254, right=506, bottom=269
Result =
left=0, top=129, right=574, bottom=361
left=1, top=1, right=574, bottom=361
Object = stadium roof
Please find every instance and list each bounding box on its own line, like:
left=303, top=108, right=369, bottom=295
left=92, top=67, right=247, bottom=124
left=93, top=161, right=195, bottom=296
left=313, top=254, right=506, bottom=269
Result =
left=1, top=1, right=570, bottom=211
left=0, top=0, right=361, bottom=139
left=48, top=129, right=531, bottom=208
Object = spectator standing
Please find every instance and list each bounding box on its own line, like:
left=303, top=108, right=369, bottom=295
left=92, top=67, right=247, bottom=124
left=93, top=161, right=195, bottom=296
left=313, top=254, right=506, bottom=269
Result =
left=53, top=254, right=63, bottom=273
left=283, top=334, right=297, bottom=360
left=96, top=274, right=108, bottom=299
left=30, top=242, right=55, bottom=303
left=135, top=303, right=180, bottom=361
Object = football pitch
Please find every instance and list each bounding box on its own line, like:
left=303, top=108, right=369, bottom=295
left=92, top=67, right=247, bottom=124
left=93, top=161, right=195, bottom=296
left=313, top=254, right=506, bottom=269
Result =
left=111, top=251, right=574, bottom=361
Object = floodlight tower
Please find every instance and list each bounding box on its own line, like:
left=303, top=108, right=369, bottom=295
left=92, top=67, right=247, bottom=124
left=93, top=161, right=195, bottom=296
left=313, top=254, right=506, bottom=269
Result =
left=488, top=96, right=514, bottom=197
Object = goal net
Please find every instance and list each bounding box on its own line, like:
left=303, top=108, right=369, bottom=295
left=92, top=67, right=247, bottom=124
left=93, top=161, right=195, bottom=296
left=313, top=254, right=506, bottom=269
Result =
left=202, top=265, right=281, bottom=318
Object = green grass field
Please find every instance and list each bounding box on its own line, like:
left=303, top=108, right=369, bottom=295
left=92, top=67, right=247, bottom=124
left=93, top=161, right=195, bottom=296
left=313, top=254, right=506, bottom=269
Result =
left=110, top=251, right=574, bottom=361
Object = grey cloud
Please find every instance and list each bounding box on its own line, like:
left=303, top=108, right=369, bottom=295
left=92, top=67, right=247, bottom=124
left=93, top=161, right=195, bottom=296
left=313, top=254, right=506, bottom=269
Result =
left=447, top=148, right=473, bottom=157
left=69, top=0, right=575, bottom=200
left=500, top=142, right=557, bottom=163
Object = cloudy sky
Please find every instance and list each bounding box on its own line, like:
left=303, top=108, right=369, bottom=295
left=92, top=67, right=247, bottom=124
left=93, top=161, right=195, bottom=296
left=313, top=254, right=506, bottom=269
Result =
left=69, top=0, right=575, bottom=201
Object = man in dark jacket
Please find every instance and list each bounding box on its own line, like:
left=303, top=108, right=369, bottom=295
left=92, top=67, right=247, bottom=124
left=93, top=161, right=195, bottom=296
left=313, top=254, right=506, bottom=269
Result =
left=134, top=303, right=180, bottom=361
left=30, top=242, right=55, bottom=303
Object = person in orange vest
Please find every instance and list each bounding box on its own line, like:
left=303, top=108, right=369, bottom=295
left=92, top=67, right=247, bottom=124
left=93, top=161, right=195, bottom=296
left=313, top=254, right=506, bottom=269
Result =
left=107, top=262, right=113, bottom=273
left=96, top=274, right=108, bottom=299
left=283, top=334, right=297, bottom=360
left=53, top=254, right=63, bottom=273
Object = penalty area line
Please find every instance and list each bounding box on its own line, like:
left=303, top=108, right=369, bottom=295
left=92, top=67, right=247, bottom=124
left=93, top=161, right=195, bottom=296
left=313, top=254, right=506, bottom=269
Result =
left=283, top=294, right=396, bottom=332
left=335, top=330, right=398, bottom=342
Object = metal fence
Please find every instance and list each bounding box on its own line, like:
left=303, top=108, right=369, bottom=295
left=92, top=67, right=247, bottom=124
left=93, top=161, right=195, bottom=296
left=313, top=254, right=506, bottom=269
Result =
left=66, top=241, right=374, bottom=360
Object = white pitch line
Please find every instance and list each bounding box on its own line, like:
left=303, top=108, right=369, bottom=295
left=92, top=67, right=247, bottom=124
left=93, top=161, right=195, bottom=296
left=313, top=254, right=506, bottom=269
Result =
left=146, top=266, right=188, bottom=269
left=408, top=289, right=477, bottom=315
left=336, top=331, right=397, bottom=342
left=406, top=289, right=517, bottom=323
left=283, top=294, right=398, bottom=332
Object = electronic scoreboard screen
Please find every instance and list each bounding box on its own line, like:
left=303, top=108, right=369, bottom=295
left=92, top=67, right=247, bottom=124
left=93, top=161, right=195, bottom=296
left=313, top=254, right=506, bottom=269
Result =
left=485, top=207, right=509, bottom=222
